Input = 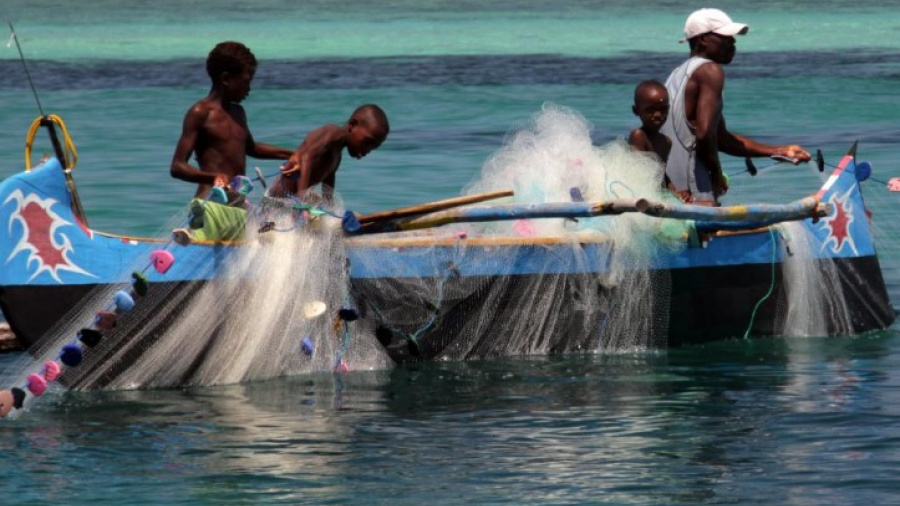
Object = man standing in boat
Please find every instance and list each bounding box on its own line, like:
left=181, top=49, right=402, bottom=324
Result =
left=170, top=41, right=293, bottom=197
left=662, top=8, right=811, bottom=206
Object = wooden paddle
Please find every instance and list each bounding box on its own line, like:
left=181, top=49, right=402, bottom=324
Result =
left=356, top=189, right=514, bottom=224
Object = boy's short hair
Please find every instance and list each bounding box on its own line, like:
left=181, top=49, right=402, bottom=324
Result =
left=634, top=80, right=667, bottom=104
left=206, top=41, right=257, bottom=81
left=352, top=104, right=390, bottom=135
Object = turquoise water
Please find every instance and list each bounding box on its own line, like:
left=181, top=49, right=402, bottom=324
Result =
left=3, top=336, right=900, bottom=504
left=2, top=0, right=900, bottom=503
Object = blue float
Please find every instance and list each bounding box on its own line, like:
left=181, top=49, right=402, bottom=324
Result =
left=569, top=187, right=585, bottom=202
left=300, top=337, right=315, bottom=357
left=855, top=161, right=872, bottom=182
left=342, top=211, right=362, bottom=233
left=209, top=186, right=228, bottom=204
left=114, top=290, right=135, bottom=313
left=60, top=343, right=84, bottom=367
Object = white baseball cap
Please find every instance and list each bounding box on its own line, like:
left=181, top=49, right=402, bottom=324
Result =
left=679, top=8, right=749, bottom=43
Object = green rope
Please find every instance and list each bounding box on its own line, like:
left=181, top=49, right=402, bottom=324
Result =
left=743, top=227, right=779, bottom=339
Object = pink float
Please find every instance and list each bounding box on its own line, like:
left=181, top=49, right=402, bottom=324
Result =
left=513, top=219, right=537, bottom=237
left=334, top=359, right=349, bottom=373
left=43, top=360, right=61, bottom=382
left=149, top=249, right=175, bottom=274
left=26, top=374, right=47, bottom=396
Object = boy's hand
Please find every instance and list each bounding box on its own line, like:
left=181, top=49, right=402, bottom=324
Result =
left=280, top=156, right=301, bottom=177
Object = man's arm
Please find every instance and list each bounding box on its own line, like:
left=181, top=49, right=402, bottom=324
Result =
left=246, top=136, right=294, bottom=160
left=170, top=107, right=226, bottom=186
left=718, top=119, right=773, bottom=157
left=692, top=63, right=728, bottom=196
left=718, top=120, right=811, bottom=163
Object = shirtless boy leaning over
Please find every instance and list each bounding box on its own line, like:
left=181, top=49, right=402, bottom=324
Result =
left=170, top=41, right=293, bottom=198
left=269, top=105, right=390, bottom=201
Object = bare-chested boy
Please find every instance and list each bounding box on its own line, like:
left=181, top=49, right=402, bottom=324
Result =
left=269, top=104, right=390, bottom=201
left=629, top=81, right=671, bottom=163
left=170, top=41, right=293, bottom=198
left=170, top=41, right=293, bottom=243
left=628, top=80, right=690, bottom=202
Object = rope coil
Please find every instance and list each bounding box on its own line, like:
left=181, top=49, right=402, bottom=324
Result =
left=25, top=114, right=78, bottom=171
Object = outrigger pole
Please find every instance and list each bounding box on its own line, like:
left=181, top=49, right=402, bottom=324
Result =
left=8, top=22, right=89, bottom=226
left=344, top=197, right=828, bottom=235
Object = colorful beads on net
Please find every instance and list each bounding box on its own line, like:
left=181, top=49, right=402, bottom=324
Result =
left=0, top=248, right=175, bottom=419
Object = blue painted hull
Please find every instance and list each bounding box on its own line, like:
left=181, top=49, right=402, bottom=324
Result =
left=0, top=153, right=894, bottom=367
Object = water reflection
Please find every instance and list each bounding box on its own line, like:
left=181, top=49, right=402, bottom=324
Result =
left=0, top=332, right=898, bottom=503
left=374, top=334, right=899, bottom=503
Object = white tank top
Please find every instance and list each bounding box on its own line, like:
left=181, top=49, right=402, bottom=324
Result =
left=661, top=56, right=719, bottom=199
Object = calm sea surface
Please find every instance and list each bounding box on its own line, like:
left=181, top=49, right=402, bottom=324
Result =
left=2, top=0, right=900, bottom=503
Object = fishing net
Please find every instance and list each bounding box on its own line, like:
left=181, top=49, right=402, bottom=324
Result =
left=348, top=104, right=688, bottom=360
left=5, top=195, right=391, bottom=394
left=4, top=104, right=896, bottom=405
left=713, top=144, right=898, bottom=338
left=723, top=145, right=899, bottom=332
left=348, top=104, right=897, bottom=362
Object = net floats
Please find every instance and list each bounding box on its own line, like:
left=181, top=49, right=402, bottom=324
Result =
left=0, top=247, right=176, bottom=419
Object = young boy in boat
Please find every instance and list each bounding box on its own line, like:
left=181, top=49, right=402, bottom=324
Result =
left=628, top=81, right=692, bottom=202
left=268, top=104, right=390, bottom=201
left=170, top=41, right=293, bottom=244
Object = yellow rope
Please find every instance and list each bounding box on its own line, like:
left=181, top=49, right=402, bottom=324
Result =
left=25, top=114, right=78, bottom=171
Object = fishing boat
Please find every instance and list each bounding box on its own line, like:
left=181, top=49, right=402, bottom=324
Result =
left=0, top=116, right=896, bottom=396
